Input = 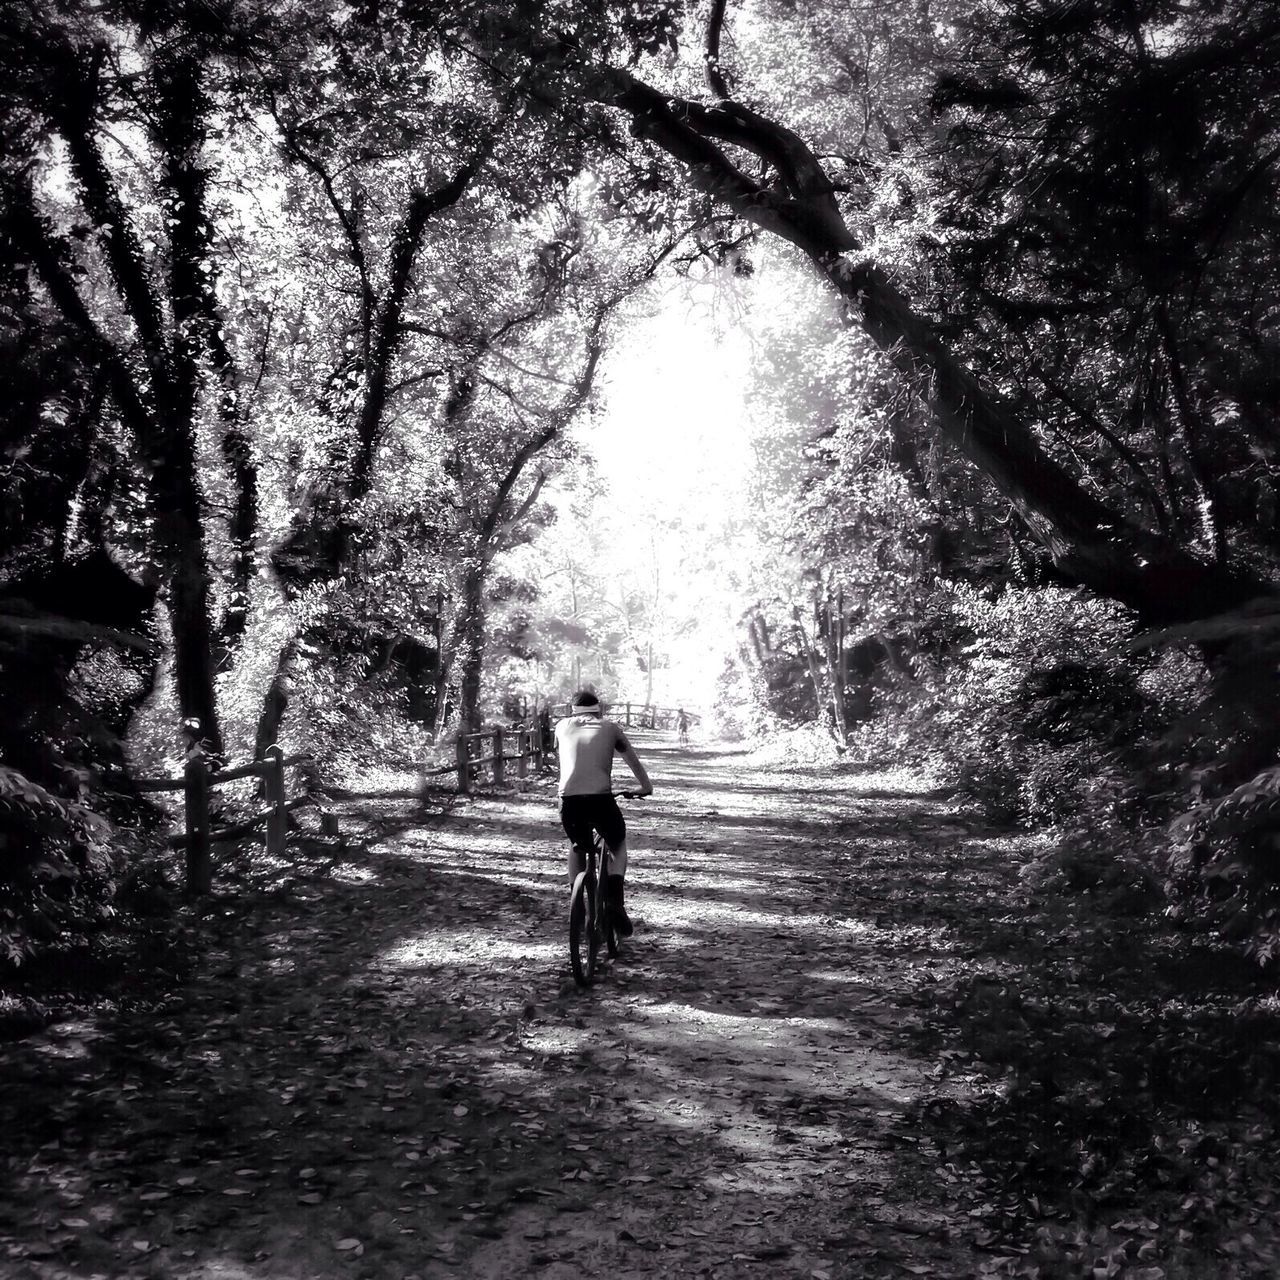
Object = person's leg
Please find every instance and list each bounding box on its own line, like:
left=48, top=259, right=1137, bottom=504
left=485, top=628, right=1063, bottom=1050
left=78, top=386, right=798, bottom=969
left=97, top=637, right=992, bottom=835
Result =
left=595, top=797, right=633, bottom=936
left=559, top=798, right=594, bottom=885
left=607, top=838, right=628, bottom=878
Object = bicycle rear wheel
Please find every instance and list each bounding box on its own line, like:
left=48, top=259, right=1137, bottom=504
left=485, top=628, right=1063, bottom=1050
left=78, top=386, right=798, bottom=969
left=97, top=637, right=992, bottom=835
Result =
left=569, top=871, right=598, bottom=986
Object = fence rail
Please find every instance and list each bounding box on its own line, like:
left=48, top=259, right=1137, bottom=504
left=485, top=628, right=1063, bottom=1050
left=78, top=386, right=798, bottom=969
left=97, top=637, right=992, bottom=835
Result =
left=539, top=701, right=700, bottom=730
left=128, top=698, right=698, bottom=889
left=431, top=702, right=700, bottom=793
left=450, top=724, right=547, bottom=795
left=132, top=746, right=315, bottom=895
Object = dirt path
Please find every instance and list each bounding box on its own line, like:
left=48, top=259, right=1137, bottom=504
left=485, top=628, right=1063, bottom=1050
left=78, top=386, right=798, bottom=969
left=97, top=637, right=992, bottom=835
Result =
left=2, top=734, right=997, bottom=1279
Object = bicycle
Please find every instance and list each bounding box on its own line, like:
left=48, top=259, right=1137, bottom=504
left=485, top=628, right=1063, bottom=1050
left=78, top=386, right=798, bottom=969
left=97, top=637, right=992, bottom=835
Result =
left=568, top=792, right=640, bottom=987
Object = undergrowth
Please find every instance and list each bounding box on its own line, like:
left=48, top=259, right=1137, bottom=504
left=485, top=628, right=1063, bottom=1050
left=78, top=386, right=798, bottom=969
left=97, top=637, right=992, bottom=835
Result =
left=903, top=884, right=1280, bottom=1278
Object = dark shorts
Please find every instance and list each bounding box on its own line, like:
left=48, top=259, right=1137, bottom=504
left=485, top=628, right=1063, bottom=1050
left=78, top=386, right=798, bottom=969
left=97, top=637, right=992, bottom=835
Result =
left=559, top=794, right=626, bottom=853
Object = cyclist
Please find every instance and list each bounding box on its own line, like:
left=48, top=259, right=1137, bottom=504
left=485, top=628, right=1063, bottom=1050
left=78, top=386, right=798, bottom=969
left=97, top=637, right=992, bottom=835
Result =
left=554, top=690, right=653, bottom=937
left=676, top=706, right=690, bottom=747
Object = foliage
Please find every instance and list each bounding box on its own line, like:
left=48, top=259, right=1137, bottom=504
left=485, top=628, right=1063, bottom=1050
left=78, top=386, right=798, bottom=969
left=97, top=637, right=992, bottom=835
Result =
left=0, top=765, right=118, bottom=970
left=1152, top=625, right=1280, bottom=962
left=908, top=588, right=1150, bottom=820
left=908, top=910, right=1280, bottom=1276
left=922, top=0, right=1280, bottom=568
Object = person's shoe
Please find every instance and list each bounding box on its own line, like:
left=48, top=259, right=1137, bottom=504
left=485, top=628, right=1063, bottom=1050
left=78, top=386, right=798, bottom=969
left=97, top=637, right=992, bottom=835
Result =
left=606, top=875, right=634, bottom=937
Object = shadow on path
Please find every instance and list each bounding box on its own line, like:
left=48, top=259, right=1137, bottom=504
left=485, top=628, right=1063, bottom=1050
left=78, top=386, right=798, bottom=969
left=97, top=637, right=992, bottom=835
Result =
left=0, top=735, right=999, bottom=1279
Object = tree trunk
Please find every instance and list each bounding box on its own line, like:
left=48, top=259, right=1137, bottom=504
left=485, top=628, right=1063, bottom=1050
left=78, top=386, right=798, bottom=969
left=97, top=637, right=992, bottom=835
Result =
left=254, top=638, right=299, bottom=763
left=430, top=664, right=453, bottom=739
left=792, top=607, right=826, bottom=720
left=456, top=564, right=487, bottom=729
left=22, top=48, right=227, bottom=755
left=822, top=598, right=848, bottom=740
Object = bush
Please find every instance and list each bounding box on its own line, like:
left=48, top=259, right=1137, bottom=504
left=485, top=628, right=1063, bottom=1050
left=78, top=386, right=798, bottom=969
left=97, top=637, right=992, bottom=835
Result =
left=862, top=584, right=1160, bottom=825
left=0, top=765, right=119, bottom=969
left=286, top=647, right=438, bottom=787
left=712, top=654, right=778, bottom=743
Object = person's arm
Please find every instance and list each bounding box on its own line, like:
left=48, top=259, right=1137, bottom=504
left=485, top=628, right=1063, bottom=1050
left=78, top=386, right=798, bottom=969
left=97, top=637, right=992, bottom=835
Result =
left=615, top=728, right=653, bottom=795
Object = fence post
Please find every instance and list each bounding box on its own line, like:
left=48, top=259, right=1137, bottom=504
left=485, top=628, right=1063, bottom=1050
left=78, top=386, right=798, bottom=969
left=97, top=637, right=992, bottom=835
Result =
left=184, top=750, right=211, bottom=896
left=492, top=725, right=505, bottom=786
left=625, top=702, right=631, bottom=726
left=516, top=727, right=528, bottom=779
left=263, top=745, right=286, bottom=858
left=456, top=731, right=471, bottom=795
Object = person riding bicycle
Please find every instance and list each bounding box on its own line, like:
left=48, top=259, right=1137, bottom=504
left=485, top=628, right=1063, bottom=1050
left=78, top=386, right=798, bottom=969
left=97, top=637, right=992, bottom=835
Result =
left=555, top=690, right=653, bottom=937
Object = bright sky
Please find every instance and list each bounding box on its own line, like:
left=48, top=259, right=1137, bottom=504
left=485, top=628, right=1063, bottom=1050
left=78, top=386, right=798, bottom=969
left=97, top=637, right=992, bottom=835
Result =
left=589, top=283, right=755, bottom=520
left=553, top=275, right=762, bottom=710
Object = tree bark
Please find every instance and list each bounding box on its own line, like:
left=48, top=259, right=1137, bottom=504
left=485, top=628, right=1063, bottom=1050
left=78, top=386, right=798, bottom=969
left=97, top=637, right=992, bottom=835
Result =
left=456, top=563, right=486, bottom=730
left=822, top=597, right=848, bottom=740
left=21, top=43, right=227, bottom=754
left=792, top=606, right=826, bottom=720
left=349, top=153, right=493, bottom=501
left=253, top=638, right=299, bottom=763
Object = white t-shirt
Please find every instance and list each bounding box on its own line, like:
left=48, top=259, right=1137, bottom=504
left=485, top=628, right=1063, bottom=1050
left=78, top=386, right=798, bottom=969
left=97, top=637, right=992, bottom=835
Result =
left=555, top=715, right=630, bottom=796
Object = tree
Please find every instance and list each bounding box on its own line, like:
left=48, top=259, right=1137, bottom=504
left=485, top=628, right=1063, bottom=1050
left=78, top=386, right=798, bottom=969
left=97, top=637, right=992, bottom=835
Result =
left=418, top=0, right=1277, bottom=621
left=2, top=5, right=244, bottom=752
left=591, top=1, right=1280, bottom=620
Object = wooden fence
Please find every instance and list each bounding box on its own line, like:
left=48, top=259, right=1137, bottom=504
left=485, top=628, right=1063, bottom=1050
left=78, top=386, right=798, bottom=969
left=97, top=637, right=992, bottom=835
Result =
left=421, top=702, right=701, bottom=794
left=134, top=746, right=316, bottom=895
left=544, top=702, right=700, bottom=730
left=417, top=724, right=546, bottom=796
left=131, top=700, right=699, bottom=889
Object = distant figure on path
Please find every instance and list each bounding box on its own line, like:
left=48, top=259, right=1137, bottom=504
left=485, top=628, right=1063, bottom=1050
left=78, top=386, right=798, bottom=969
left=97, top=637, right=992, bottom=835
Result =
left=554, top=691, right=653, bottom=936
left=676, top=706, right=690, bottom=747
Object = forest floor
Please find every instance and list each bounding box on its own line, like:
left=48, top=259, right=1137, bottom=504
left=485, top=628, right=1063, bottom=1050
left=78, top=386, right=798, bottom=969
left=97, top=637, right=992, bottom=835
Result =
left=4, top=732, right=1280, bottom=1280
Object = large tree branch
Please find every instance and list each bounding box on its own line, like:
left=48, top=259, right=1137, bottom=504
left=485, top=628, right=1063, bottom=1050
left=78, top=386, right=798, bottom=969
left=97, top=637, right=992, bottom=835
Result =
left=349, top=143, right=495, bottom=499
left=605, top=72, right=855, bottom=253
left=596, top=67, right=1269, bottom=620
left=268, top=97, right=376, bottom=339
left=0, top=607, right=157, bottom=656
left=511, top=470, right=548, bottom=524
left=704, top=0, right=732, bottom=99
left=401, top=292, right=554, bottom=357
left=477, top=306, right=611, bottom=549
left=4, top=178, right=153, bottom=445
left=480, top=424, right=559, bottom=547
left=40, top=42, right=172, bottom=380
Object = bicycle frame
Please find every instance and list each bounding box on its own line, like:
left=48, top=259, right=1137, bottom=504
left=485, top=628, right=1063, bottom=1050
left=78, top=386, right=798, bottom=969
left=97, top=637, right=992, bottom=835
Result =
left=568, top=816, right=623, bottom=987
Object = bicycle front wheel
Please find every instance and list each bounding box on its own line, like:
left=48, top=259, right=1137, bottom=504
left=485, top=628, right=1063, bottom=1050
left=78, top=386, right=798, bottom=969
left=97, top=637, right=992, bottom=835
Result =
left=569, top=872, right=597, bottom=986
